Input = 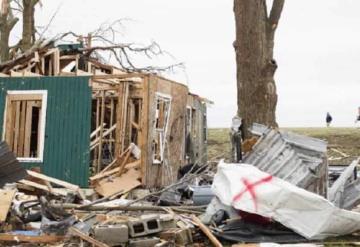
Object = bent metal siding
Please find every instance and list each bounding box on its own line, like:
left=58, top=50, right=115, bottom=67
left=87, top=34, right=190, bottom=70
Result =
left=0, top=76, right=91, bottom=187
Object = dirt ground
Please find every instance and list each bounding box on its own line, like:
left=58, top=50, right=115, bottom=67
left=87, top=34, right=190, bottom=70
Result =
left=208, top=127, right=360, bottom=165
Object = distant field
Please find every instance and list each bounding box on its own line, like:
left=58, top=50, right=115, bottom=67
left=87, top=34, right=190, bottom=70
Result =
left=208, top=127, right=360, bottom=165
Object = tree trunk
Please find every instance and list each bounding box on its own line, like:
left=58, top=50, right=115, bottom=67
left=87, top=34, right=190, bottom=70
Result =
left=234, top=0, right=284, bottom=137
left=21, top=0, right=38, bottom=51
left=0, top=0, right=18, bottom=63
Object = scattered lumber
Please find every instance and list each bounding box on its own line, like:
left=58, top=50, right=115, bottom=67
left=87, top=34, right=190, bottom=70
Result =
left=26, top=170, right=86, bottom=200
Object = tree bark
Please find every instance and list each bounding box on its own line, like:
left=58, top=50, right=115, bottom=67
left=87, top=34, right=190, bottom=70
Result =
left=21, top=0, right=38, bottom=51
left=234, top=0, right=284, bottom=137
left=0, top=0, right=19, bottom=62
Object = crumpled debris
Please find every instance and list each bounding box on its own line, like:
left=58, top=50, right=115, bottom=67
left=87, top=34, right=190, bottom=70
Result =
left=211, top=161, right=360, bottom=240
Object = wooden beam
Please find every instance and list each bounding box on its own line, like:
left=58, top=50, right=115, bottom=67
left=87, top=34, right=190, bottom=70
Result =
left=18, top=101, right=27, bottom=157
left=90, top=124, right=116, bottom=149
left=90, top=123, right=106, bottom=139
left=24, top=101, right=34, bottom=157
left=18, top=179, right=68, bottom=197
left=13, top=102, right=21, bottom=155
left=191, top=215, right=223, bottom=247
left=92, top=73, right=145, bottom=80
left=97, top=90, right=106, bottom=173
left=0, top=233, right=64, bottom=243
left=26, top=170, right=81, bottom=193
left=8, top=94, right=42, bottom=101
left=109, top=98, right=114, bottom=153
left=140, top=76, right=150, bottom=185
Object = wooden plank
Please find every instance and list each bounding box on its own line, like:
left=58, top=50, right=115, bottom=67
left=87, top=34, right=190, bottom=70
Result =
left=92, top=73, right=145, bottom=80
left=4, top=100, right=14, bottom=150
left=18, top=101, right=27, bottom=157
left=8, top=94, right=42, bottom=101
left=94, top=98, right=100, bottom=171
left=90, top=124, right=117, bottom=149
left=90, top=123, right=106, bottom=139
left=13, top=101, right=21, bottom=155
left=140, top=76, right=150, bottom=185
left=191, top=215, right=223, bottom=247
left=26, top=170, right=80, bottom=192
left=97, top=90, right=106, bottom=173
left=115, top=84, right=125, bottom=157
left=37, top=107, right=42, bottom=157
left=95, top=168, right=141, bottom=197
left=18, top=179, right=67, bottom=196
left=118, top=148, right=131, bottom=176
left=0, top=233, right=64, bottom=243
left=109, top=98, right=114, bottom=152
left=69, top=227, right=110, bottom=247
left=0, top=190, right=16, bottom=222
left=24, top=101, right=34, bottom=157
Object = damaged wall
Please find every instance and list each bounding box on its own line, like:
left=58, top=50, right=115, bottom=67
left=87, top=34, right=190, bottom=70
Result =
left=0, top=76, right=91, bottom=186
left=144, top=75, right=188, bottom=188
left=186, top=94, right=207, bottom=165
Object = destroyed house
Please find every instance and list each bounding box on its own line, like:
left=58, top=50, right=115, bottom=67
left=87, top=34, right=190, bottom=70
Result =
left=0, top=42, right=210, bottom=188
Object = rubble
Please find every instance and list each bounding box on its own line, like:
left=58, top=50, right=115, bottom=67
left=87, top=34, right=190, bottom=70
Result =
left=1, top=124, right=360, bottom=246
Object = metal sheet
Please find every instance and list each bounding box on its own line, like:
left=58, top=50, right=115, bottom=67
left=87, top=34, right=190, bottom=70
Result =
left=245, top=124, right=328, bottom=196
left=0, top=77, right=91, bottom=187
left=0, top=141, right=27, bottom=187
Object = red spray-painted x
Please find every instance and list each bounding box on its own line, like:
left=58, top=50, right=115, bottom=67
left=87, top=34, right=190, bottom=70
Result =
left=232, top=175, right=273, bottom=212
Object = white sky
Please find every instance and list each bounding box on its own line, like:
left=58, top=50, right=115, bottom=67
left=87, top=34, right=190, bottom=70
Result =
left=10, top=0, right=360, bottom=127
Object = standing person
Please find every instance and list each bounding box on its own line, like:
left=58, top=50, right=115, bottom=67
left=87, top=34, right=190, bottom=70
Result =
left=230, top=116, right=244, bottom=162
left=326, top=112, right=333, bottom=127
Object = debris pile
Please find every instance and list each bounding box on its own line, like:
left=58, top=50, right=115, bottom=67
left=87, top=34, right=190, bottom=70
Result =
left=1, top=124, right=360, bottom=246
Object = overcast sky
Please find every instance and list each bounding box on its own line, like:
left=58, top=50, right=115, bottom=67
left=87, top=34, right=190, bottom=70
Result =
left=11, top=0, right=360, bottom=127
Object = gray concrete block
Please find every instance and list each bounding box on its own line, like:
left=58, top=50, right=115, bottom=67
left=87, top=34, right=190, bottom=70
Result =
left=93, top=224, right=129, bottom=245
left=128, top=215, right=162, bottom=237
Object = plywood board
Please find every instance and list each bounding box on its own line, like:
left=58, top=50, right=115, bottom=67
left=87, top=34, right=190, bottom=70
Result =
left=0, top=190, right=16, bottom=222
left=95, top=168, right=141, bottom=197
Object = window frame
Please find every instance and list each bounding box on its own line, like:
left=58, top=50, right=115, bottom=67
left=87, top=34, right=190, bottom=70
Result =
left=152, top=92, right=172, bottom=164
left=2, top=90, right=48, bottom=163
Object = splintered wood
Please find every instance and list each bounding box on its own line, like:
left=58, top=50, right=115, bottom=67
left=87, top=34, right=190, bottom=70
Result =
left=18, top=170, right=86, bottom=199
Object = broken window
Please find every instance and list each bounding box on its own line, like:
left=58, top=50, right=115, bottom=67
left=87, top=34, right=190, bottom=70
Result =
left=2, top=91, right=47, bottom=162
left=152, top=93, right=171, bottom=164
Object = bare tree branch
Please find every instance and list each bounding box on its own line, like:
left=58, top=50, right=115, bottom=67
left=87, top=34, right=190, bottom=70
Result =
left=267, top=0, right=285, bottom=39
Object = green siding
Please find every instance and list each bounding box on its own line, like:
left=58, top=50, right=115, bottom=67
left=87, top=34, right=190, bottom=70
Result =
left=0, top=76, right=91, bottom=187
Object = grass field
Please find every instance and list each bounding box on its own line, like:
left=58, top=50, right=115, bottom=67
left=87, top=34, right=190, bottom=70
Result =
left=208, top=127, right=360, bottom=165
